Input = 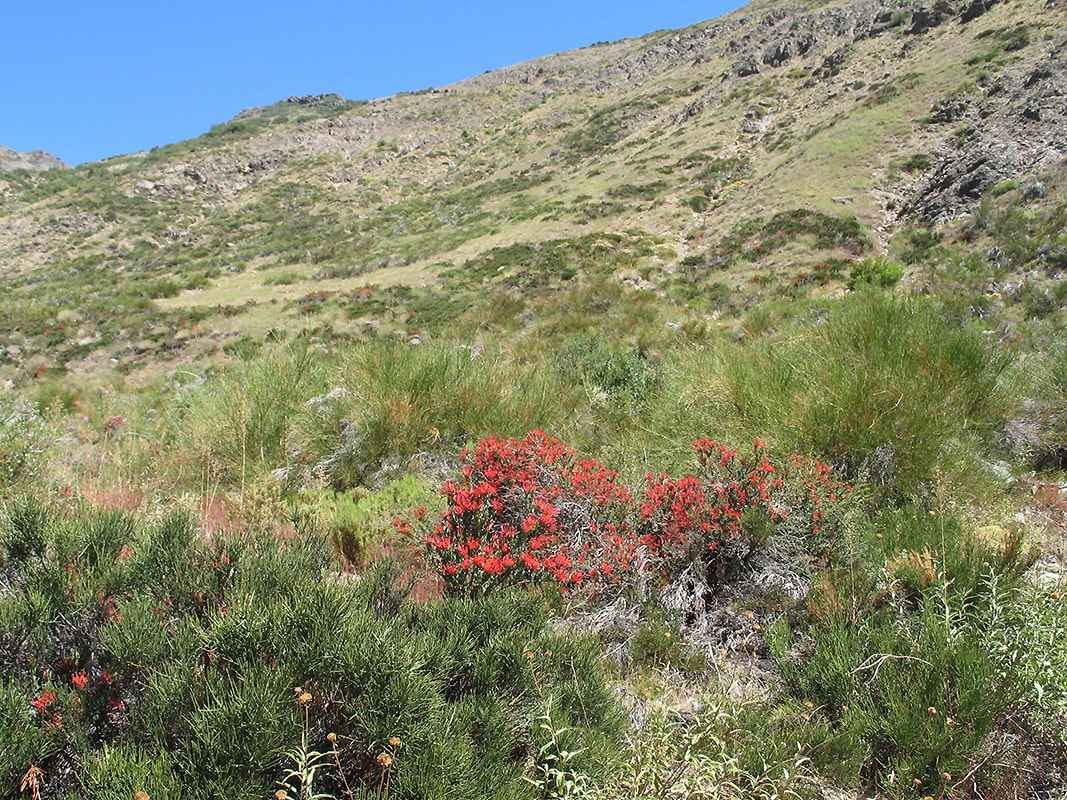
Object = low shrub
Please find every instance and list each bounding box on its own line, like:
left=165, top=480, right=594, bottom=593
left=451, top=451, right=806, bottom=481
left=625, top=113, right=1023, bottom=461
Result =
left=0, top=499, right=622, bottom=800
left=416, top=432, right=848, bottom=599
left=847, top=255, right=904, bottom=289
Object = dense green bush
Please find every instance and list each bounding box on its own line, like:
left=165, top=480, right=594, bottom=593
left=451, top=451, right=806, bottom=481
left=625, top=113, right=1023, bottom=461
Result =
left=640, top=292, right=1009, bottom=499
left=847, top=256, right=904, bottom=289
left=0, top=499, right=621, bottom=800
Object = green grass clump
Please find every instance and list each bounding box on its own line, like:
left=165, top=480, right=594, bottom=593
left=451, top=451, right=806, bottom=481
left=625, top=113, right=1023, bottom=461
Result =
left=630, top=291, right=1008, bottom=498
left=180, top=340, right=330, bottom=487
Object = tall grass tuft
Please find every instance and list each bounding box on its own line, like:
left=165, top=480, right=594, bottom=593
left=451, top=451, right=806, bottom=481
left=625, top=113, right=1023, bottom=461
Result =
left=181, top=340, right=328, bottom=488
left=634, top=292, right=1009, bottom=500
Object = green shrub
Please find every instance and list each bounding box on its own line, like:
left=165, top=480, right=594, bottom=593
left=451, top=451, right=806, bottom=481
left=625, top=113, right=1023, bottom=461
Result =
left=636, top=292, right=1008, bottom=500
left=181, top=340, right=328, bottom=486
left=847, top=256, right=904, bottom=289
left=0, top=500, right=622, bottom=800
left=554, top=335, right=660, bottom=409
left=771, top=507, right=1037, bottom=797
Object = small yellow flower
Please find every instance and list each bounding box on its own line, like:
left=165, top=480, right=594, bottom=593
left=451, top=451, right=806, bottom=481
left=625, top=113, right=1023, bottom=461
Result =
left=377, top=752, right=393, bottom=768
left=803, top=701, right=814, bottom=709
left=275, top=791, right=289, bottom=800
left=524, top=651, right=534, bottom=660
left=927, top=706, right=937, bottom=715
left=544, top=650, right=552, bottom=658
left=298, top=692, right=313, bottom=705
left=327, top=732, right=338, bottom=743
left=134, top=793, right=151, bottom=800
left=663, top=631, right=671, bottom=638
left=801, top=713, right=810, bottom=721
left=941, top=772, right=952, bottom=781
left=752, top=623, right=762, bottom=631
left=388, top=736, right=402, bottom=747
left=913, top=778, right=923, bottom=786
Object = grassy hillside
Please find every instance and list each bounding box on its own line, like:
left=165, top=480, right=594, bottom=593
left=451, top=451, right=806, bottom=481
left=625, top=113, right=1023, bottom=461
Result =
left=0, top=0, right=1066, bottom=797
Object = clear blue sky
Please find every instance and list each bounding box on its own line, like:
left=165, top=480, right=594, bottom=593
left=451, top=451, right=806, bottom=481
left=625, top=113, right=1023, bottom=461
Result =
left=3, top=1, right=744, bottom=166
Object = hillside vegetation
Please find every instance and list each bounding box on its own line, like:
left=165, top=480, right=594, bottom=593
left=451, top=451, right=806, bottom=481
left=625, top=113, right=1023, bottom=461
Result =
left=1, top=0, right=1067, bottom=797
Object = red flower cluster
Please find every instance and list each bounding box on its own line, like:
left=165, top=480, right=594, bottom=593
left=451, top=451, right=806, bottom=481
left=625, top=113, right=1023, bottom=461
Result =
left=640, top=439, right=847, bottom=566
left=30, top=691, right=63, bottom=729
left=420, top=432, right=849, bottom=595
left=425, top=431, right=643, bottom=593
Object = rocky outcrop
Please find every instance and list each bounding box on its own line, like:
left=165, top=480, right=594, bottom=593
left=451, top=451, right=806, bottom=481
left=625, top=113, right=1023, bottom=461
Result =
left=0, top=145, right=67, bottom=172
left=904, top=51, right=1067, bottom=224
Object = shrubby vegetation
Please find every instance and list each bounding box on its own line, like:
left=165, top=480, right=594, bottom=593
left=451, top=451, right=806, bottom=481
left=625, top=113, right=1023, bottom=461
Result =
left=2, top=107, right=1067, bottom=800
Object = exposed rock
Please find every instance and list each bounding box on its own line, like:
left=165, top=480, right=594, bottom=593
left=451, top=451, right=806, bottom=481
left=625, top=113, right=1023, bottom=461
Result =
left=733, top=57, right=762, bottom=77
left=928, top=98, right=969, bottom=123
left=807, top=47, right=850, bottom=84
left=763, top=39, right=796, bottom=67
left=0, top=145, right=67, bottom=172
left=960, top=0, right=1002, bottom=21
left=909, top=0, right=960, bottom=34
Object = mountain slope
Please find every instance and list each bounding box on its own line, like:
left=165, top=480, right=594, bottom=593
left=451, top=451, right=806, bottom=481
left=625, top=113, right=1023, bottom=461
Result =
left=0, top=0, right=1063, bottom=381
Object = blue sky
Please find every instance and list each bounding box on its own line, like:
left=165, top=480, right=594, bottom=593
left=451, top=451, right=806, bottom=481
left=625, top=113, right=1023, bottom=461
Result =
left=4, top=1, right=744, bottom=166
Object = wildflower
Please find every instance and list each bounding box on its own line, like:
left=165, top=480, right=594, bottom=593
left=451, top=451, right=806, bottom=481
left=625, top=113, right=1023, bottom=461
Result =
left=327, top=732, right=338, bottom=743
left=377, top=753, right=393, bottom=768
left=927, top=706, right=937, bottom=715
left=71, top=671, right=89, bottom=691
left=30, top=691, right=56, bottom=712
left=388, top=736, right=401, bottom=747
left=135, top=793, right=150, bottom=800
left=803, top=701, right=814, bottom=709
left=275, top=791, right=290, bottom=800
left=298, top=692, right=313, bottom=705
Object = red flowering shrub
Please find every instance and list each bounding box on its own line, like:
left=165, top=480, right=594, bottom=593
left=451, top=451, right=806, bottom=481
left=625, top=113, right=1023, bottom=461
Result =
left=639, top=439, right=849, bottom=572
left=418, top=432, right=850, bottom=597
left=423, top=431, right=652, bottom=594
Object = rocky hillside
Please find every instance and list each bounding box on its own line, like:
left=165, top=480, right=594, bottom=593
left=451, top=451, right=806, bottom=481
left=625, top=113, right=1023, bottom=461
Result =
left=0, top=0, right=1063, bottom=381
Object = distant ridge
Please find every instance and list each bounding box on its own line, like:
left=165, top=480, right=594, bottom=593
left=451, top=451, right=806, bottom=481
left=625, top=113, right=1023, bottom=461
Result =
left=0, top=145, right=67, bottom=172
